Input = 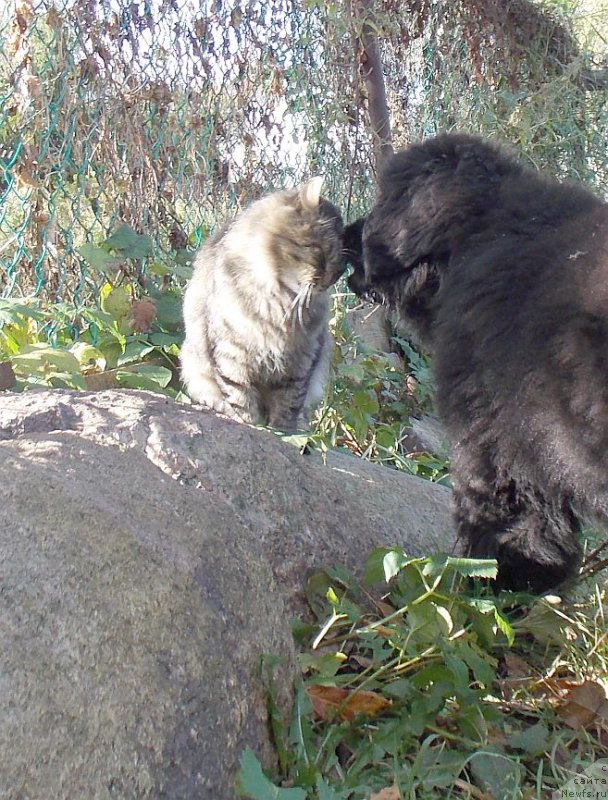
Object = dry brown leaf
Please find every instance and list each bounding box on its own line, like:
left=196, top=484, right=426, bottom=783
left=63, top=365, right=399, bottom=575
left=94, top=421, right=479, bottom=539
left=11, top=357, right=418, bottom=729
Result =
left=369, top=785, right=401, bottom=800
left=375, top=599, right=395, bottom=617
left=15, top=166, right=39, bottom=189
left=503, top=652, right=532, bottom=679
left=497, top=653, right=534, bottom=700
left=532, top=676, right=580, bottom=701
left=373, top=625, right=396, bottom=638
left=307, top=684, right=391, bottom=722
left=130, top=298, right=156, bottom=333
left=556, top=680, right=608, bottom=729
left=46, top=7, right=62, bottom=29
left=0, top=361, right=16, bottom=391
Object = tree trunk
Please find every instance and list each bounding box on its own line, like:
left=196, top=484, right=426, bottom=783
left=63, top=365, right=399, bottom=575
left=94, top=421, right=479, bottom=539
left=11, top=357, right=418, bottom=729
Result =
left=347, top=0, right=393, bottom=355
left=352, top=0, right=394, bottom=172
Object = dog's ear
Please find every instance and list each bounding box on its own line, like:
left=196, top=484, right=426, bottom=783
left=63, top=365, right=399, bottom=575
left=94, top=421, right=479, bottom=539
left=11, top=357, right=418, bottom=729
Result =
left=362, top=144, right=458, bottom=278
left=392, top=169, right=457, bottom=265
left=361, top=186, right=420, bottom=289
left=368, top=135, right=517, bottom=276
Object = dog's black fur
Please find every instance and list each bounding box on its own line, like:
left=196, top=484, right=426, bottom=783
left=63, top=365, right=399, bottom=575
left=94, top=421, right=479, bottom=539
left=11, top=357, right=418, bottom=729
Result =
left=344, top=216, right=441, bottom=344
left=345, top=132, right=608, bottom=592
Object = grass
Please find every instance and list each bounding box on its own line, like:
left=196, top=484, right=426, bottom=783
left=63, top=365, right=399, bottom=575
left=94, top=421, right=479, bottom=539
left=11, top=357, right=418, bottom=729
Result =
left=238, top=549, right=608, bottom=800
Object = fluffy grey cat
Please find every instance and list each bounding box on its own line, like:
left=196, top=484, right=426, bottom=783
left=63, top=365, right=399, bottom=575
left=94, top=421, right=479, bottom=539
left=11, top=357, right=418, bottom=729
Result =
left=181, top=178, right=345, bottom=432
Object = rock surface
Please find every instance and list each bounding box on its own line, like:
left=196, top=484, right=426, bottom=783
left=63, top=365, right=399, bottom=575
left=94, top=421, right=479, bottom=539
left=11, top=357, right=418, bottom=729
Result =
left=0, top=433, right=294, bottom=800
left=0, top=389, right=455, bottom=799
left=0, top=390, right=455, bottom=613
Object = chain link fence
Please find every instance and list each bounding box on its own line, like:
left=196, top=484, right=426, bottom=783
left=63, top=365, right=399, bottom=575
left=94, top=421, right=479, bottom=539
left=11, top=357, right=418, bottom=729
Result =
left=1, top=0, right=607, bottom=303
left=0, top=0, right=379, bottom=302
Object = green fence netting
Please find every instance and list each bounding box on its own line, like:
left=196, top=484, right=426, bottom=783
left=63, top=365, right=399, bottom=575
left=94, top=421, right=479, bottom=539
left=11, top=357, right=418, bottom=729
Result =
left=0, top=0, right=380, bottom=303
left=1, top=0, right=607, bottom=304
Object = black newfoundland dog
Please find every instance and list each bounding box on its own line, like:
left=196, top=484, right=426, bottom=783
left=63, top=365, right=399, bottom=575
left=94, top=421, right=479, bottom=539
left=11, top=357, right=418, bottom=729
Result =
left=345, top=132, right=608, bottom=592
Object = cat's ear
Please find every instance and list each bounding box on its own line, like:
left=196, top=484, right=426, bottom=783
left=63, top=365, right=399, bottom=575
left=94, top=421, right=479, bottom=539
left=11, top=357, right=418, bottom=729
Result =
left=299, top=176, right=324, bottom=211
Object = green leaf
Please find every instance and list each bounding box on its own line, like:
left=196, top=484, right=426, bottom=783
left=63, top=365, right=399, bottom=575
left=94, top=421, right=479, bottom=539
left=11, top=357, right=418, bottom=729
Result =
left=70, top=342, right=107, bottom=371
left=468, top=599, right=514, bottom=645
left=514, top=597, right=570, bottom=645
left=383, top=548, right=412, bottom=582
left=445, top=652, right=470, bottom=695
left=316, top=776, right=345, bottom=800
left=337, top=362, right=365, bottom=382
left=171, top=262, right=194, bottom=280
left=290, top=618, right=318, bottom=645
left=364, top=548, right=426, bottom=587
left=103, top=224, right=153, bottom=259
left=298, top=652, right=346, bottom=677
left=0, top=299, right=46, bottom=326
left=433, top=603, right=454, bottom=636
left=457, top=702, right=491, bottom=743
left=421, top=553, right=449, bottom=578
left=101, top=286, right=132, bottom=320
left=20, top=369, right=86, bottom=390
left=375, top=425, right=400, bottom=449
left=411, top=664, right=453, bottom=692
left=280, top=433, right=312, bottom=450
left=116, top=364, right=172, bottom=389
left=468, top=749, right=524, bottom=798
left=364, top=548, right=395, bottom=585
left=79, top=243, right=124, bottom=274
left=146, top=261, right=171, bottom=277
left=458, top=641, right=497, bottom=688
left=175, top=248, right=195, bottom=265
left=493, top=607, right=515, bottom=646
left=507, top=723, right=549, bottom=756
left=116, top=340, right=156, bottom=366
left=46, top=371, right=87, bottom=389
left=236, top=749, right=306, bottom=800
left=147, top=259, right=193, bottom=280
left=305, top=570, right=337, bottom=618
left=149, top=332, right=181, bottom=347
left=11, top=344, right=83, bottom=376
left=444, top=556, right=498, bottom=579
left=155, top=293, right=184, bottom=330
left=352, top=388, right=379, bottom=416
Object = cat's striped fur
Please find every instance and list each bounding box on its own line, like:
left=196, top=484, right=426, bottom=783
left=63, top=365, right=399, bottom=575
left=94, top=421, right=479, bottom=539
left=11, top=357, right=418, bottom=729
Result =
left=180, top=178, right=345, bottom=432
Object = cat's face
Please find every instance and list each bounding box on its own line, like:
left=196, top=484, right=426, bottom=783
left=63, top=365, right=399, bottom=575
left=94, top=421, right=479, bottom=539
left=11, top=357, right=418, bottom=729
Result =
left=262, top=178, right=345, bottom=292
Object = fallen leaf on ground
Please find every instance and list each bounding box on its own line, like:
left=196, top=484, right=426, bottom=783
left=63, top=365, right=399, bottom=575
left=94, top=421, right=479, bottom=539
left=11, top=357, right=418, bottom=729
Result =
left=369, top=785, right=400, bottom=800
left=532, top=676, right=580, bottom=700
left=555, top=680, right=608, bottom=729
left=307, top=684, right=391, bottom=721
left=502, top=652, right=532, bottom=679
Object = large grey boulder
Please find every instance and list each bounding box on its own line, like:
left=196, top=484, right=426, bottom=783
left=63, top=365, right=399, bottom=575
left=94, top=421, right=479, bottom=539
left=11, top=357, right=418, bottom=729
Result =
left=0, top=433, right=295, bottom=800
left=0, top=390, right=455, bottom=614
left=0, top=389, right=455, bottom=799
